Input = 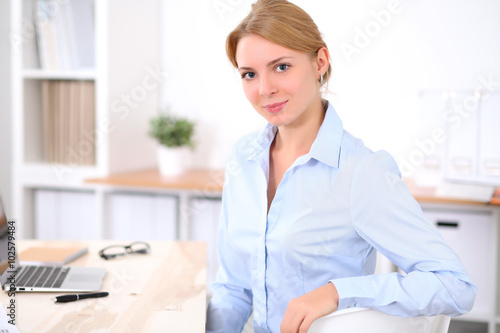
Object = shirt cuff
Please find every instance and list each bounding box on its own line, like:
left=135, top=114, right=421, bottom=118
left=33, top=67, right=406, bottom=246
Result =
left=329, top=275, right=376, bottom=310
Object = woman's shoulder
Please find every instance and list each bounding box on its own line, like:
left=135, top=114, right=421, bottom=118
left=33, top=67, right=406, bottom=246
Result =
left=340, top=130, right=398, bottom=172
left=235, top=129, right=263, bottom=148
left=229, top=125, right=275, bottom=160
left=340, top=130, right=372, bottom=161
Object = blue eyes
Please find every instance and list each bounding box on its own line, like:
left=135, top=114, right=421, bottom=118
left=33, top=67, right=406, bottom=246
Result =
left=276, top=64, right=289, bottom=72
left=241, top=63, right=290, bottom=80
left=242, top=72, right=256, bottom=79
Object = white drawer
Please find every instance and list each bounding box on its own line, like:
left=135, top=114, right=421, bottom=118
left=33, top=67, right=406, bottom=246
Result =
left=107, top=193, right=177, bottom=240
left=422, top=208, right=495, bottom=317
left=35, top=189, right=98, bottom=239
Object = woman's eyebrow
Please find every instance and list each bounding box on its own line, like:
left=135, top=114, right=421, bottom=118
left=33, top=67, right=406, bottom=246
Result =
left=266, top=56, right=293, bottom=68
left=238, top=56, right=294, bottom=71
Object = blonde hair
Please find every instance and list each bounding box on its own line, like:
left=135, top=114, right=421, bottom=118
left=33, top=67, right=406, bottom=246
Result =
left=226, top=0, right=331, bottom=86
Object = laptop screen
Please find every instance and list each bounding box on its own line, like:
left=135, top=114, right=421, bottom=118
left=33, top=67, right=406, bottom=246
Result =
left=0, top=195, right=19, bottom=289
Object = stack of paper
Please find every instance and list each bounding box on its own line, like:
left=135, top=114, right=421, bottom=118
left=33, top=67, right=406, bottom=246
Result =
left=435, top=181, right=495, bottom=203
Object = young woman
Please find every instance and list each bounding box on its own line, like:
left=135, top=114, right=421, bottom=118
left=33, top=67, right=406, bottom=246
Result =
left=206, top=1, right=476, bottom=332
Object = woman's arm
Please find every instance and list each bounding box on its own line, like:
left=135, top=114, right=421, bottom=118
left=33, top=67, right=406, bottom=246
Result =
left=333, top=151, right=476, bottom=316
left=280, top=151, right=476, bottom=333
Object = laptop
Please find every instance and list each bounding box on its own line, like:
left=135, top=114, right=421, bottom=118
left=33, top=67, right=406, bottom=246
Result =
left=0, top=194, right=106, bottom=292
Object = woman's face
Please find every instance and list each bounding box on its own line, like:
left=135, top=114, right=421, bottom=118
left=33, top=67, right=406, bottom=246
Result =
left=235, top=34, right=325, bottom=128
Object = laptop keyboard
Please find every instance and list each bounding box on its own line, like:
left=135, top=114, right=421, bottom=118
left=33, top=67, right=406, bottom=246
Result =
left=16, top=266, right=69, bottom=289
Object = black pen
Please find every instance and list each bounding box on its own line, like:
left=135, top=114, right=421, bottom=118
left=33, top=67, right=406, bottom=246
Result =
left=52, top=292, right=109, bottom=303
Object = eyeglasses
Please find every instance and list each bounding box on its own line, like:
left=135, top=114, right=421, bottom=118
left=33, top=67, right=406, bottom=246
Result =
left=98, top=241, right=151, bottom=260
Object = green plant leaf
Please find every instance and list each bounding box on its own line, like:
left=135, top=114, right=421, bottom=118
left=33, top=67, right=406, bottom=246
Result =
left=148, top=113, right=196, bottom=149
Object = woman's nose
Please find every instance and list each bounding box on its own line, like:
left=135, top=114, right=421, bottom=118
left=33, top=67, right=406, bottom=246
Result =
left=259, top=75, right=278, bottom=97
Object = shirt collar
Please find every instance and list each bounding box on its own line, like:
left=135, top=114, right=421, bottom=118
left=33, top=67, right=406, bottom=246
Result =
left=247, top=123, right=277, bottom=162
left=309, top=102, right=343, bottom=168
left=247, top=101, right=343, bottom=168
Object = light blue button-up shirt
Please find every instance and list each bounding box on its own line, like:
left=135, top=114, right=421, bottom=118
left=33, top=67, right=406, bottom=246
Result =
left=206, top=102, right=476, bottom=333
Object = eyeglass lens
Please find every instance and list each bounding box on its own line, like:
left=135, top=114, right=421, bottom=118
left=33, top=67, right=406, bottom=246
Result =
left=101, top=242, right=150, bottom=259
left=127, top=242, right=150, bottom=254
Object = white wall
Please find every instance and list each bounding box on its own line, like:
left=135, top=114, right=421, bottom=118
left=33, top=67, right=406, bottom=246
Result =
left=159, top=0, right=267, bottom=169
left=0, top=0, right=12, bottom=212
left=3, top=0, right=499, bottom=185
left=160, top=0, right=500, bottom=171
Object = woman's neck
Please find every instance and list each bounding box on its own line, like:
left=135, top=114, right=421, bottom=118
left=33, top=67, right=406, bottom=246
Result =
left=273, top=99, right=326, bottom=157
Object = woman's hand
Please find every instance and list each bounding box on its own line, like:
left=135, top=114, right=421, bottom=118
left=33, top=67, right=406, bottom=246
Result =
left=280, top=282, right=339, bottom=333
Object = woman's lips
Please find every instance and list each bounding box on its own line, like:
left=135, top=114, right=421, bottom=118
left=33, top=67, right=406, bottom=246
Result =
left=263, top=101, right=288, bottom=114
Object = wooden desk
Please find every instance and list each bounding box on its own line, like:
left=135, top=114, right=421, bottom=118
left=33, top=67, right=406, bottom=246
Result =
left=403, top=178, right=498, bottom=206
left=85, top=169, right=225, bottom=192
left=1, top=240, right=206, bottom=333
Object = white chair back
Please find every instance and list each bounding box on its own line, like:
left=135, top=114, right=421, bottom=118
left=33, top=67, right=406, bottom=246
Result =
left=308, top=308, right=450, bottom=333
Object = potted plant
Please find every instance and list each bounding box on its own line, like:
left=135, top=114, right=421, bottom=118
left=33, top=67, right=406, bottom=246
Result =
left=148, top=112, right=196, bottom=176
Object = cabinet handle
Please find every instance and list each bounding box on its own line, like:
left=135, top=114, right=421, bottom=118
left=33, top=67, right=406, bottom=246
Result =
left=436, top=221, right=459, bottom=228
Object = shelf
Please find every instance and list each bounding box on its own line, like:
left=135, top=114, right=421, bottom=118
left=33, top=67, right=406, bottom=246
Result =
left=22, top=69, right=97, bottom=80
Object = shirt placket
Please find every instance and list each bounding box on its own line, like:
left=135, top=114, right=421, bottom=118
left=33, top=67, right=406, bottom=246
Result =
left=263, top=170, right=290, bottom=331
left=251, top=154, right=272, bottom=331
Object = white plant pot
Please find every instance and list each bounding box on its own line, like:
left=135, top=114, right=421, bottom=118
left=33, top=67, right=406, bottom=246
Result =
left=157, top=145, right=189, bottom=176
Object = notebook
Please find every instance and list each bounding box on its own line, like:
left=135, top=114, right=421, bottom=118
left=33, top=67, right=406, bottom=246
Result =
left=0, top=194, right=106, bottom=292
left=19, top=245, right=88, bottom=266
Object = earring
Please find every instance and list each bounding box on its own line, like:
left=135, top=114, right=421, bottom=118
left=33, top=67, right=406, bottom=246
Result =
left=318, top=75, right=323, bottom=85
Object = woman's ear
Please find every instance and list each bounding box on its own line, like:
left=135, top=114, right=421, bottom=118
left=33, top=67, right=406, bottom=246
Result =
left=315, top=46, right=330, bottom=77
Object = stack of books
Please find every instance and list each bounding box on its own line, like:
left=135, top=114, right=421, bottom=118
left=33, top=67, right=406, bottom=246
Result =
left=33, top=0, right=94, bottom=70
left=41, top=80, right=95, bottom=166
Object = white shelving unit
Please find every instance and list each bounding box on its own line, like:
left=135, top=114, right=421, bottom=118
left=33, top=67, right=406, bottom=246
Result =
left=22, top=69, right=97, bottom=80
left=11, top=0, right=160, bottom=238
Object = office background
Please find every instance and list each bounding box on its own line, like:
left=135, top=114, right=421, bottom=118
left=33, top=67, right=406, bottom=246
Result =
left=1, top=0, right=499, bottom=214
left=0, top=1, right=499, bottom=332
left=0, top=3, right=12, bottom=214
left=160, top=0, right=500, bottom=171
